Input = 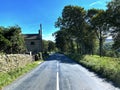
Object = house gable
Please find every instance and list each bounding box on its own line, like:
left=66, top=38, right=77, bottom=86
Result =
left=23, top=25, right=42, bottom=55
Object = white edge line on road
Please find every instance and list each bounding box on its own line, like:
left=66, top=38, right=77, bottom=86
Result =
left=56, top=61, right=59, bottom=90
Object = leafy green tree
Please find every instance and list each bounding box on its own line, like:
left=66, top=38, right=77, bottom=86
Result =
left=112, top=32, right=120, bottom=50
left=53, top=30, right=69, bottom=52
left=0, top=27, right=11, bottom=52
left=48, top=41, right=55, bottom=52
left=86, top=9, right=110, bottom=56
left=82, top=24, right=98, bottom=54
left=86, top=8, right=100, bottom=25
left=107, top=0, right=120, bottom=50
left=55, top=5, right=88, bottom=54
left=42, top=40, right=49, bottom=52
left=2, top=25, right=26, bottom=54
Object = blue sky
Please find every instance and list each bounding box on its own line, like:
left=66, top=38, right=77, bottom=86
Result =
left=0, top=0, right=111, bottom=41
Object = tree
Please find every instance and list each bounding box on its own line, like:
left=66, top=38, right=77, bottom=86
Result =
left=0, top=27, right=11, bottom=52
left=0, top=25, right=26, bottom=54
left=55, top=5, right=88, bottom=54
left=107, top=0, right=120, bottom=50
left=55, top=5, right=106, bottom=55
left=8, top=26, right=25, bottom=53
left=86, top=9, right=110, bottom=57
left=42, top=40, right=49, bottom=52
left=53, top=30, right=69, bottom=52
left=81, top=24, right=98, bottom=54
left=48, top=41, right=55, bottom=52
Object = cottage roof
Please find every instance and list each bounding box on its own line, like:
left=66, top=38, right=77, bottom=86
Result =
left=23, top=34, right=40, bottom=40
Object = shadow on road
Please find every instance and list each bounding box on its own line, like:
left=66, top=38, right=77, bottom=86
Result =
left=45, top=53, right=77, bottom=65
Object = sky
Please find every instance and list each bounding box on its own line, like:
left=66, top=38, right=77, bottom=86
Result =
left=0, top=0, right=111, bottom=41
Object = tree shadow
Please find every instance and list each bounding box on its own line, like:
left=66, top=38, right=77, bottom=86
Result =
left=45, top=53, right=77, bottom=65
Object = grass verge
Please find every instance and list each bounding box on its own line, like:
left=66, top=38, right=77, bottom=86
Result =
left=68, top=54, right=120, bottom=87
left=0, top=60, right=43, bottom=90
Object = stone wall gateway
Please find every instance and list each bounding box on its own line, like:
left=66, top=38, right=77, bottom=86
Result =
left=0, top=54, right=33, bottom=72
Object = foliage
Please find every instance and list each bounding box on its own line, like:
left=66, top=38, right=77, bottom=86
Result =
left=112, top=32, right=120, bottom=50
left=81, top=55, right=120, bottom=87
left=42, top=40, right=56, bottom=52
left=107, top=0, right=120, bottom=50
left=48, top=41, right=56, bottom=52
left=0, top=25, right=26, bottom=54
left=42, top=40, right=49, bottom=52
left=41, top=39, right=55, bottom=59
left=68, top=54, right=120, bottom=87
left=42, top=51, right=49, bottom=60
left=87, top=9, right=110, bottom=57
left=34, top=52, right=43, bottom=61
left=53, top=30, right=69, bottom=52
left=0, top=27, right=11, bottom=52
left=54, top=5, right=97, bottom=54
left=54, top=3, right=120, bottom=56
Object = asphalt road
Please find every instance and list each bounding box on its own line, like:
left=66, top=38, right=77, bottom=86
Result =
left=3, top=53, right=120, bottom=90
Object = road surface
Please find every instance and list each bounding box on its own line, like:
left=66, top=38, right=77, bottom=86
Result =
left=3, top=53, right=120, bottom=90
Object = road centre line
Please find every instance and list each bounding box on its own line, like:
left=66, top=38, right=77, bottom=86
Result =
left=56, top=61, right=59, bottom=90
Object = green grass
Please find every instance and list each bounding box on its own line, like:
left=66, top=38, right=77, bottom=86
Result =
left=68, top=54, right=120, bottom=87
left=0, top=60, right=43, bottom=90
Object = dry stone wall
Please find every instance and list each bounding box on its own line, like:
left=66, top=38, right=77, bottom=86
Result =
left=0, top=54, right=33, bottom=72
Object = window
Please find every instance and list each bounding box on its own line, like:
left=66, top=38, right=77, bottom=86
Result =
left=31, top=42, right=35, bottom=45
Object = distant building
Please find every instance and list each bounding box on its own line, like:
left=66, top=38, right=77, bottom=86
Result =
left=23, top=24, right=42, bottom=55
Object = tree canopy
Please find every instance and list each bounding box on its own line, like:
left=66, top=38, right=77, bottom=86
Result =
left=54, top=5, right=97, bottom=54
left=0, top=25, right=26, bottom=54
left=54, top=2, right=120, bottom=57
left=107, top=0, right=120, bottom=50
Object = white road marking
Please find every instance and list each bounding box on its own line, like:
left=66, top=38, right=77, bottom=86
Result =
left=56, top=61, right=59, bottom=90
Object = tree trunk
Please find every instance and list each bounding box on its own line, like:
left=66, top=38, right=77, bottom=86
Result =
left=99, top=29, right=102, bottom=57
left=70, top=39, right=74, bottom=53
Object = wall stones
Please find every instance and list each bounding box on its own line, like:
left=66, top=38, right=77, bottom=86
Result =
left=0, top=54, right=33, bottom=72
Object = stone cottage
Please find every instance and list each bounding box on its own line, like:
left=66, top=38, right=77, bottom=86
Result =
left=23, top=24, right=42, bottom=55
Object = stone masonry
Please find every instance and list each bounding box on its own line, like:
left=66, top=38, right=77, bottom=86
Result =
left=0, top=54, right=33, bottom=72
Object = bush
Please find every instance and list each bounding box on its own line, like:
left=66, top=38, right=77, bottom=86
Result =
left=42, top=51, right=49, bottom=60
left=34, top=52, right=43, bottom=61
left=103, top=50, right=120, bottom=58
left=67, top=53, right=83, bottom=62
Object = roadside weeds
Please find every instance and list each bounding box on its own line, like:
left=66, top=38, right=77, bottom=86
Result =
left=67, top=54, right=120, bottom=88
left=0, top=60, right=43, bottom=90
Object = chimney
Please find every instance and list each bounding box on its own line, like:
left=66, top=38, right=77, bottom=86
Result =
left=39, top=24, right=42, bottom=52
left=39, top=24, right=42, bottom=36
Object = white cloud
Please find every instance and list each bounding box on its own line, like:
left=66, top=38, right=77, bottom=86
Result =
left=89, top=1, right=102, bottom=6
left=42, top=34, right=55, bottom=41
